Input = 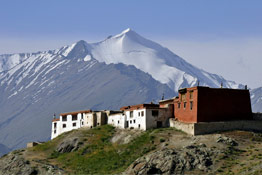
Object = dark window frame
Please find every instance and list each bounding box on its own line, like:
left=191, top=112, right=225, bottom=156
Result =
left=62, top=116, right=67, bottom=121
left=130, top=111, right=133, bottom=118
left=152, top=110, right=159, bottom=117
left=72, top=114, right=77, bottom=121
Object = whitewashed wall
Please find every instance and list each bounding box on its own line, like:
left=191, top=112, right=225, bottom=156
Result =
left=108, top=113, right=126, bottom=129
left=125, top=109, right=146, bottom=130
left=51, top=113, right=84, bottom=139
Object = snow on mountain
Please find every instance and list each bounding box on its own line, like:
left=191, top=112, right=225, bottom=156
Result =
left=0, top=28, right=250, bottom=150
left=0, top=53, right=31, bottom=72
left=0, top=29, right=243, bottom=92
left=89, top=28, right=243, bottom=91
left=251, top=87, right=262, bottom=112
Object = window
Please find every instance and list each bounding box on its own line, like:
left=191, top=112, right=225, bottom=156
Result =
left=130, top=120, right=132, bottom=124
left=54, top=123, right=57, bottom=128
left=190, top=102, right=193, bottom=110
left=130, top=111, right=133, bottom=118
left=72, top=123, right=76, bottom=127
left=62, top=116, right=67, bottom=121
left=189, top=91, right=193, bottom=99
left=54, top=130, right=56, bottom=134
left=118, top=120, right=120, bottom=124
left=133, top=120, right=136, bottom=123
left=152, top=110, right=159, bottom=117
left=82, top=121, right=84, bottom=125
left=63, top=124, right=66, bottom=128
left=138, top=124, right=141, bottom=128
left=138, top=112, right=140, bottom=116
left=81, top=114, right=83, bottom=119
left=184, top=102, right=187, bottom=109
left=97, top=123, right=100, bottom=126
left=181, top=93, right=186, bottom=101
left=178, top=103, right=181, bottom=109
left=141, top=111, right=144, bottom=116
left=72, top=115, right=77, bottom=121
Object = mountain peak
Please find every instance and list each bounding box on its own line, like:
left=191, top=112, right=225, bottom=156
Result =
left=113, top=28, right=138, bottom=38
left=60, top=40, right=89, bottom=59
left=74, top=40, right=87, bottom=47
left=121, top=28, right=132, bottom=34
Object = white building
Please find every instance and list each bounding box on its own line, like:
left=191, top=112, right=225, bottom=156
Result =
left=108, top=112, right=126, bottom=129
left=108, top=103, right=173, bottom=130
left=51, top=110, right=113, bottom=139
left=51, top=110, right=89, bottom=139
left=51, top=101, right=174, bottom=139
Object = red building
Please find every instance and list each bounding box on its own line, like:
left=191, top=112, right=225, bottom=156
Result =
left=173, top=86, right=252, bottom=123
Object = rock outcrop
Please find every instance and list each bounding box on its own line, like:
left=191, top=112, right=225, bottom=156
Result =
left=0, top=149, right=64, bottom=175
left=56, top=137, right=79, bottom=153
left=125, top=143, right=218, bottom=175
left=0, top=150, right=36, bottom=175
left=216, top=136, right=238, bottom=146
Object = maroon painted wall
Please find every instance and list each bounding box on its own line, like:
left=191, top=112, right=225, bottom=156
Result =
left=197, top=87, right=252, bottom=122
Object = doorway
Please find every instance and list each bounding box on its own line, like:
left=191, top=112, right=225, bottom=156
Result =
left=156, top=121, right=162, bottom=128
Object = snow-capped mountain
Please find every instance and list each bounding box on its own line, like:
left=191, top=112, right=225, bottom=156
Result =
left=0, top=28, right=250, bottom=152
left=251, top=87, right=262, bottom=112
left=0, top=28, right=242, bottom=92
left=89, top=28, right=243, bottom=91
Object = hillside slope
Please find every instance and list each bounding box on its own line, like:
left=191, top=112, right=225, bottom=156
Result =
left=1, top=126, right=262, bottom=175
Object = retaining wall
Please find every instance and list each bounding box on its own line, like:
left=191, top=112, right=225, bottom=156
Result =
left=169, top=118, right=262, bottom=135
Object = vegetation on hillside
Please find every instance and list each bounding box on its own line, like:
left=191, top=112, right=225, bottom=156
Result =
left=2, top=126, right=262, bottom=174
left=31, top=125, right=172, bottom=174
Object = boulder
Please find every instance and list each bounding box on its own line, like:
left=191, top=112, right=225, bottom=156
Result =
left=56, top=138, right=79, bottom=153
left=216, top=136, right=238, bottom=146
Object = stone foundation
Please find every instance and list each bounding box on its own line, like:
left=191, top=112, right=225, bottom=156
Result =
left=169, top=118, right=262, bottom=135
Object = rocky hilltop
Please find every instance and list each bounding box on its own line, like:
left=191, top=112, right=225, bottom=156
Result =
left=1, top=125, right=262, bottom=175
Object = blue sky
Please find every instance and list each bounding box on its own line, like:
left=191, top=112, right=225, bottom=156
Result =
left=1, top=0, right=262, bottom=88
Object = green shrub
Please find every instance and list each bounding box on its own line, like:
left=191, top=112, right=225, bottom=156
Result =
left=160, top=138, right=166, bottom=142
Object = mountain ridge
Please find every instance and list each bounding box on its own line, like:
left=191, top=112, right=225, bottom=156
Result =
left=0, top=29, right=243, bottom=92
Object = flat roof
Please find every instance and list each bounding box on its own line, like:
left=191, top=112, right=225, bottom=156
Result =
left=159, top=97, right=175, bottom=103
left=60, top=109, right=92, bottom=116
left=120, top=103, right=159, bottom=111
left=52, top=118, right=60, bottom=122
left=178, top=86, right=249, bottom=93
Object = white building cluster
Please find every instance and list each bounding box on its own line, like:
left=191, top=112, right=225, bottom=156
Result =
left=51, top=100, right=174, bottom=139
